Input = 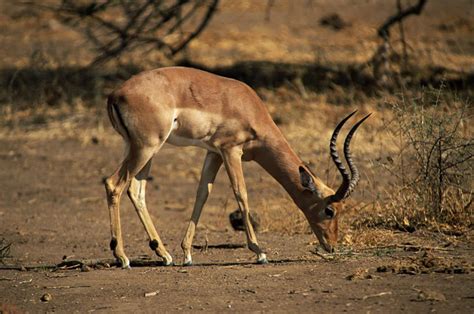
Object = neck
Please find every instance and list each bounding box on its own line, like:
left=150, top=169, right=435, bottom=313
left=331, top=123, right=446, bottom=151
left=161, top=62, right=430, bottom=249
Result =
left=253, top=129, right=323, bottom=210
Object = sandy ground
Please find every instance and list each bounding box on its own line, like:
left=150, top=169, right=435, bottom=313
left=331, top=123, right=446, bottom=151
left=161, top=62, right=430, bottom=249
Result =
left=0, top=132, right=472, bottom=313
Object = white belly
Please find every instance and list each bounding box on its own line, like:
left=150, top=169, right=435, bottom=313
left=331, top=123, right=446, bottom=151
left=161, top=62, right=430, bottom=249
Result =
left=166, top=133, right=218, bottom=152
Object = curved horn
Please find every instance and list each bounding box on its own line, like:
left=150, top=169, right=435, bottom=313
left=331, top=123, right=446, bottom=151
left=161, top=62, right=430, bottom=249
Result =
left=330, top=112, right=371, bottom=202
left=329, top=111, right=357, bottom=202
left=341, top=113, right=372, bottom=198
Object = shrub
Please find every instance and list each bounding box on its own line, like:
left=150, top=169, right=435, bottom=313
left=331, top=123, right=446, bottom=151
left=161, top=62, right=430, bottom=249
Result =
left=366, top=87, right=473, bottom=233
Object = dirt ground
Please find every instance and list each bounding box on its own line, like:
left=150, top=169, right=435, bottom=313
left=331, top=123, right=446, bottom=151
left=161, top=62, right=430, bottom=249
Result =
left=0, top=0, right=473, bottom=312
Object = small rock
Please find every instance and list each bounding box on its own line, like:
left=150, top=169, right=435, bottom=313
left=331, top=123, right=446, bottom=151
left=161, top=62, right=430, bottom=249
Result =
left=41, top=293, right=52, bottom=302
left=81, top=264, right=91, bottom=272
left=229, top=209, right=260, bottom=232
left=319, top=13, right=350, bottom=31
left=417, top=290, right=446, bottom=302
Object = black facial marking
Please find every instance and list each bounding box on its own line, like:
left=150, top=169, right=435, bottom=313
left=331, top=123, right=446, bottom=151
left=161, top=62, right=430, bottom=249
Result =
left=149, top=239, right=159, bottom=251
left=110, top=237, right=118, bottom=251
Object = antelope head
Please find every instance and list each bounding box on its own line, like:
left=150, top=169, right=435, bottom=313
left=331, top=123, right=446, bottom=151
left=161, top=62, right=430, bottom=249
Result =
left=298, top=111, right=371, bottom=252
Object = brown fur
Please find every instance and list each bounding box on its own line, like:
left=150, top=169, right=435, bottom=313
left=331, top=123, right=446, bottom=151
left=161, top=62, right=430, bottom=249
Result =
left=105, top=67, right=353, bottom=267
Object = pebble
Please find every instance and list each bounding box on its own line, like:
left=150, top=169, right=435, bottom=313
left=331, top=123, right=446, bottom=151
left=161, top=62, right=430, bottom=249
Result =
left=41, top=293, right=52, bottom=302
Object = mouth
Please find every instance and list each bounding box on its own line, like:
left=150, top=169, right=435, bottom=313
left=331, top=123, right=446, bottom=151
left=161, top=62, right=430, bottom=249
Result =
left=317, top=241, right=334, bottom=253
left=323, top=244, right=335, bottom=253
left=314, top=243, right=335, bottom=254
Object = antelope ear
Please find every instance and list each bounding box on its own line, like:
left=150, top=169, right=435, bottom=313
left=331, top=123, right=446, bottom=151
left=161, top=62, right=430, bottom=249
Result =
left=299, top=166, right=317, bottom=193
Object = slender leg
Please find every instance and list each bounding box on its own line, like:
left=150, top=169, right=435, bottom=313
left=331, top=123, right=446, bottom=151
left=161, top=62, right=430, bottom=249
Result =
left=221, top=147, right=267, bottom=264
left=128, top=160, right=173, bottom=265
left=181, top=152, right=222, bottom=266
left=104, top=144, right=156, bottom=268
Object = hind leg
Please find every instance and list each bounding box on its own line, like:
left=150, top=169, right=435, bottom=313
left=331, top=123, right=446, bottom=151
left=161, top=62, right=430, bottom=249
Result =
left=128, top=159, right=173, bottom=265
left=104, top=144, right=156, bottom=268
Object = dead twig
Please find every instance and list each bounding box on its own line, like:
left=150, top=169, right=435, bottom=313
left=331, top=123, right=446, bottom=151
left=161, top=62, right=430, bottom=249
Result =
left=362, top=291, right=392, bottom=300
left=43, top=285, right=91, bottom=289
left=144, top=290, right=160, bottom=297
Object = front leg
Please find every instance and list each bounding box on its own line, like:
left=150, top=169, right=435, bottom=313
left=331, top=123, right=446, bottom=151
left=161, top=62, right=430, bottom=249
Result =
left=181, top=152, right=222, bottom=266
left=221, top=147, right=268, bottom=264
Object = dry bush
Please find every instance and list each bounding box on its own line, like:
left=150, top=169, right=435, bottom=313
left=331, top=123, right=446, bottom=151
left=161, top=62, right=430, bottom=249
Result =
left=359, top=86, right=473, bottom=233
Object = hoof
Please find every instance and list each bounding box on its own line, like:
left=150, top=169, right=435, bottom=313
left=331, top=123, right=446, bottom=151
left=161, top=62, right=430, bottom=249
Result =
left=163, top=260, right=174, bottom=267
left=115, top=254, right=130, bottom=269
left=256, top=253, right=268, bottom=265
left=160, top=253, right=173, bottom=266
left=119, top=259, right=131, bottom=269
left=183, top=260, right=193, bottom=267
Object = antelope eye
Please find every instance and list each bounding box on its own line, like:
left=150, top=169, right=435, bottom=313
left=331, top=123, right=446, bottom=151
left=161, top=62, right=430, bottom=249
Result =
left=325, top=206, right=335, bottom=218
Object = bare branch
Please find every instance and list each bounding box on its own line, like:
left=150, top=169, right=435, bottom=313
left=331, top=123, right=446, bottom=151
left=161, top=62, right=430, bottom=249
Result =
left=23, top=0, right=220, bottom=66
left=378, top=0, right=428, bottom=39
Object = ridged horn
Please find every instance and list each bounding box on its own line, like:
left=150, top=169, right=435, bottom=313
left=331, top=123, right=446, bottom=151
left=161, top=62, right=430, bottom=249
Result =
left=329, top=111, right=357, bottom=201
left=341, top=113, right=372, bottom=199
left=330, top=111, right=371, bottom=202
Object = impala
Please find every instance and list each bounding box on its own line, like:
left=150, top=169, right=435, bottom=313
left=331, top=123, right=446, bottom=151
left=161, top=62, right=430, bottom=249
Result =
left=104, top=66, right=370, bottom=268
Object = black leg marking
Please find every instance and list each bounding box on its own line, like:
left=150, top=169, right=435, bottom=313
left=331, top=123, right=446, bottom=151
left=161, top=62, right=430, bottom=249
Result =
left=149, top=239, right=159, bottom=251
left=110, top=237, right=118, bottom=251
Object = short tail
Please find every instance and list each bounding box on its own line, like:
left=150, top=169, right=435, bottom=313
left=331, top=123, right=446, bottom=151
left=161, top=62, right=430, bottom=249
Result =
left=107, top=95, right=131, bottom=140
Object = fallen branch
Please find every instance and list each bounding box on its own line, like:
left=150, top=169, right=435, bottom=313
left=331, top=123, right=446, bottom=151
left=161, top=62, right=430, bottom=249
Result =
left=0, top=256, right=167, bottom=271
left=0, top=256, right=317, bottom=271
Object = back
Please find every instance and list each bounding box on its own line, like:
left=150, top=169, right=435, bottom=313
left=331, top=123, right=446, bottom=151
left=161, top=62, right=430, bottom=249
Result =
left=114, top=67, right=278, bottom=149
